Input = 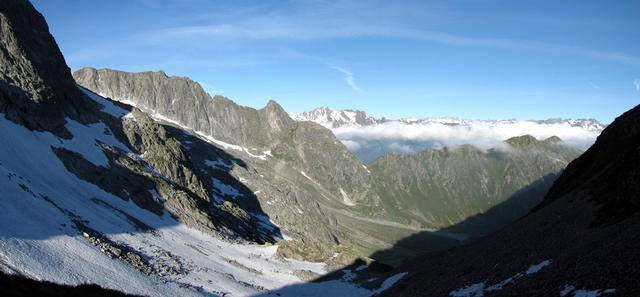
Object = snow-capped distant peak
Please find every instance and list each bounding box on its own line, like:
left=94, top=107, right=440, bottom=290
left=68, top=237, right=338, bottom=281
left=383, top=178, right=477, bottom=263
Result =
left=291, top=107, right=606, bottom=162
left=290, top=107, right=379, bottom=129
left=537, top=118, right=605, bottom=132
left=292, top=107, right=606, bottom=133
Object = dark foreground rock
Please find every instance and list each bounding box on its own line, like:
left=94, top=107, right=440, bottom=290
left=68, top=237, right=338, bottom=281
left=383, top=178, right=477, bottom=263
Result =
left=0, top=271, right=144, bottom=297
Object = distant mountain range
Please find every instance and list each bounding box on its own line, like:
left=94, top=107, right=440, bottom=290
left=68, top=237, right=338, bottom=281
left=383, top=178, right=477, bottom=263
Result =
left=292, top=106, right=605, bottom=131
left=291, top=107, right=604, bottom=162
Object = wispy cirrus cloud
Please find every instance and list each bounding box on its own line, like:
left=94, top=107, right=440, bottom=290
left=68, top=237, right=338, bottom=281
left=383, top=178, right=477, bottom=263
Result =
left=137, top=0, right=640, bottom=68
left=331, top=66, right=360, bottom=91
left=635, top=79, right=640, bottom=91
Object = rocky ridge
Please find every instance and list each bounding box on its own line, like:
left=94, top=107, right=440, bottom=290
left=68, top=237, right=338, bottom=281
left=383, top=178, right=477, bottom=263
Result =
left=73, top=67, right=295, bottom=151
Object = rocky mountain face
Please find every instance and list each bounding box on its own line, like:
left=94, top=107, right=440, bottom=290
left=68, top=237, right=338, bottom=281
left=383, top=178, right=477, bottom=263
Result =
left=73, top=67, right=374, bottom=203
left=0, top=0, right=94, bottom=138
left=539, top=106, right=640, bottom=225
left=72, top=67, right=393, bottom=259
left=73, top=68, right=295, bottom=151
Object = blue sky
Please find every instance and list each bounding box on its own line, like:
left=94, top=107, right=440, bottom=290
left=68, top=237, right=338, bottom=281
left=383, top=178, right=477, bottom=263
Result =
left=31, top=0, right=639, bottom=124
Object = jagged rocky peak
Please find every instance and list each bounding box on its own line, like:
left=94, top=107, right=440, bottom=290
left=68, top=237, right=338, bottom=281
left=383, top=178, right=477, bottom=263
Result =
left=74, top=67, right=295, bottom=151
left=0, top=0, right=93, bottom=137
left=262, top=99, right=293, bottom=133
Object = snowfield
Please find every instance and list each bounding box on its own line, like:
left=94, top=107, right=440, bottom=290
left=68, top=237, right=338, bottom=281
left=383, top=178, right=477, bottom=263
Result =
left=0, top=98, right=386, bottom=296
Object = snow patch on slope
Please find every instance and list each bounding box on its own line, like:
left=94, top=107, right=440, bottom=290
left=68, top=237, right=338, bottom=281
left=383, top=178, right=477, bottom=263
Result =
left=211, top=177, right=241, bottom=199
left=0, top=114, right=328, bottom=296
left=300, top=171, right=313, bottom=181
left=110, top=96, right=272, bottom=161
left=339, top=188, right=355, bottom=206
left=561, top=285, right=616, bottom=297
left=205, top=158, right=233, bottom=170
left=59, top=119, right=132, bottom=167
left=375, top=272, right=408, bottom=293
left=81, top=87, right=129, bottom=118
left=450, top=260, right=552, bottom=297
left=258, top=270, right=407, bottom=297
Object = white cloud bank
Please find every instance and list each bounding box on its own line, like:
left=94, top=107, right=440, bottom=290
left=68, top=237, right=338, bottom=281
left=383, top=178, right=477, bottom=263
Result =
left=333, top=120, right=603, bottom=162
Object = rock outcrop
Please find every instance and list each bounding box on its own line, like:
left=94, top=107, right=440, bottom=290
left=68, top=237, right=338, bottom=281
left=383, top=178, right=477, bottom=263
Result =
left=0, top=0, right=92, bottom=137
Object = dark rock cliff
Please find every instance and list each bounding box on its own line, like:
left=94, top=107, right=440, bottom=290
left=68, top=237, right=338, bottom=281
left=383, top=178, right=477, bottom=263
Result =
left=0, top=0, right=92, bottom=138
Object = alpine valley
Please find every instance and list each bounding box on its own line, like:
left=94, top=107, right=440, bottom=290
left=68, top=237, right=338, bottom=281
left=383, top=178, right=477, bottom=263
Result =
left=1, top=1, right=638, bottom=297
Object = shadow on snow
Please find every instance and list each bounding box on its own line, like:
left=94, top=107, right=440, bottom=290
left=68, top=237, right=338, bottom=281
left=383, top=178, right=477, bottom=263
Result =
left=0, top=89, right=281, bottom=244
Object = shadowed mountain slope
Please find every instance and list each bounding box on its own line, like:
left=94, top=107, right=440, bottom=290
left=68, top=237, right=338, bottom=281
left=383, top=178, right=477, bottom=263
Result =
left=374, top=104, right=640, bottom=296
